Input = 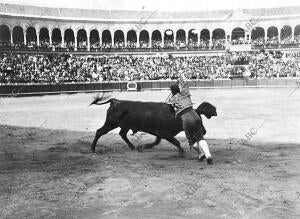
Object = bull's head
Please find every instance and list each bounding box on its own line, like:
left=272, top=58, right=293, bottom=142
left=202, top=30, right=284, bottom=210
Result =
left=195, top=102, right=217, bottom=119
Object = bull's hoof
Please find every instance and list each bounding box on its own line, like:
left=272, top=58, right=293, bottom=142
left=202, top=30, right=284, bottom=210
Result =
left=136, top=145, right=144, bottom=152
left=206, top=157, right=213, bottom=164
left=90, top=146, right=96, bottom=153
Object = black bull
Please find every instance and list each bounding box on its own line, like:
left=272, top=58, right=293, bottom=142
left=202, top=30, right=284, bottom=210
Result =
left=90, top=98, right=217, bottom=153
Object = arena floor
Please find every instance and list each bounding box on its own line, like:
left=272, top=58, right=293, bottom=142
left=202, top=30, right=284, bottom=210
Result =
left=1, top=88, right=300, bottom=218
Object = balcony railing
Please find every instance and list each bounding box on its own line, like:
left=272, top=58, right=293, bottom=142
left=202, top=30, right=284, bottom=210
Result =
left=1, top=43, right=300, bottom=53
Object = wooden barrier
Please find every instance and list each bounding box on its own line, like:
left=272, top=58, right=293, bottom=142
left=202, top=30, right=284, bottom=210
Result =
left=0, top=78, right=299, bottom=96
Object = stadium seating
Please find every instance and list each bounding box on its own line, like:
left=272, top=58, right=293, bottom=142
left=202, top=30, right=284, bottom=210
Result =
left=1, top=51, right=299, bottom=84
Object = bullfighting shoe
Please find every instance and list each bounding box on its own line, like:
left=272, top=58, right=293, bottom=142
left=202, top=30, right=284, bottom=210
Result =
left=206, top=156, right=213, bottom=164
left=198, top=154, right=206, bottom=162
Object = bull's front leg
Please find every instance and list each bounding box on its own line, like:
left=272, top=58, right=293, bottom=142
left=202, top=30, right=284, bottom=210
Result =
left=137, top=137, right=162, bottom=152
left=91, top=124, right=115, bottom=153
left=144, top=137, right=161, bottom=149
left=160, top=132, right=185, bottom=157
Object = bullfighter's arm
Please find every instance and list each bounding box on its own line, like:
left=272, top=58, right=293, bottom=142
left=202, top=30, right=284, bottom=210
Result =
left=166, top=96, right=176, bottom=106
left=166, top=95, right=184, bottom=110
left=177, top=74, right=190, bottom=95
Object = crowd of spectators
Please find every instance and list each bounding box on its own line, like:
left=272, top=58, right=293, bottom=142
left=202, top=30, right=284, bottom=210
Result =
left=231, top=38, right=249, bottom=45
left=212, top=39, right=226, bottom=49
left=1, top=35, right=300, bottom=51
left=248, top=51, right=300, bottom=78
left=1, top=51, right=299, bottom=84
left=252, top=37, right=265, bottom=47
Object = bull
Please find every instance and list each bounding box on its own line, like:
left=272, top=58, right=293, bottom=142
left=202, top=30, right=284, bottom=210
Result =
left=90, top=96, right=217, bottom=154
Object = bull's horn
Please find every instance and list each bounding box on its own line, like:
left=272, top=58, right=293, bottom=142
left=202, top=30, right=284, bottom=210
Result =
left=89, top=93, right=112, bottom=106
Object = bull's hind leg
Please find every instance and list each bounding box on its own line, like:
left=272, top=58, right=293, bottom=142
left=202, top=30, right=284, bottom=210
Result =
left=136, top=137, right=161, bottom=152
left=91, top=124, right=116, bottom=153
left=119, top=128, right=135, bottom=150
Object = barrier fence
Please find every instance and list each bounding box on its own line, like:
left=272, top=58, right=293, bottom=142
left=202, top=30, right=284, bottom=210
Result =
left=0, top=78, right=299, bottom=96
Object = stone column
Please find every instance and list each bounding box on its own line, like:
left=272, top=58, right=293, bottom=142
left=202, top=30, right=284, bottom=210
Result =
left=278, top=26, right=281, bottom=44
left=37, top=31, right=40, bottom=47
left=264, top=32, right=267, bottom=43
left=111, top=33, right=114, bottom=47
left=162, top=32, right=164, bottom=47
left=99, top=30, right=102, bottom=47
left=87, top=32, right=90, bottom=51
left=99, top=36, right=102, bottom=47
left=10, top=29, right=13, bottom=44
left=173, top=31, right=176, bottom=46
left=74, top=30, right=77, bottom=51
left=49, top=30, right=52, bottom=45
left=23, top=29, right=27, bottom=45
left=209, top=31, right=213, bottom=49
left=186, top=32, right=188, bottom=45
left=136, top=31, right=140, bottom=48
left=149, top=34, right=152, bottom=48
left=124, top=33, right=127, bottom=47
left=197, top=32, right=200, bottom=47
left=61, top=32, right=65, bottom=48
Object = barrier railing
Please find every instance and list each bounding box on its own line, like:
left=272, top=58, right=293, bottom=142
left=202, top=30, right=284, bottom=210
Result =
left=0, top=78, right=299, bottom=96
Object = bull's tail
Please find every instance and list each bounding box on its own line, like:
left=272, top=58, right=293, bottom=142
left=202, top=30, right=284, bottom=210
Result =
left=89, top=93, right=116, bottom=106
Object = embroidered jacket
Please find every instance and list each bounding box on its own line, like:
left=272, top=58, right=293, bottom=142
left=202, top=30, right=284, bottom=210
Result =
left=167, top=76, right=193, bottom=116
